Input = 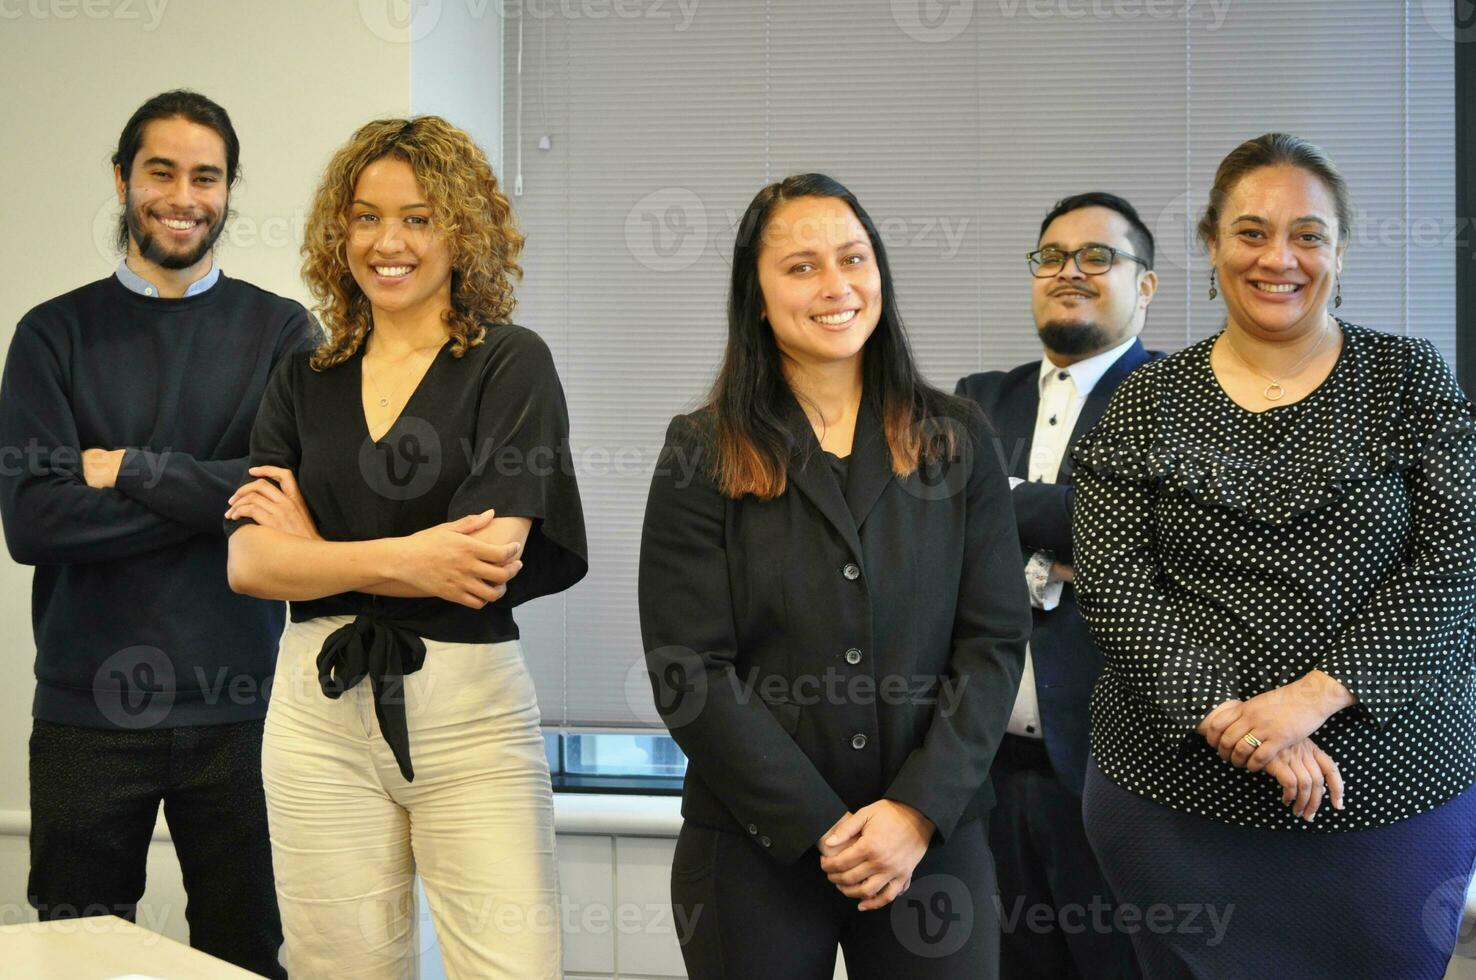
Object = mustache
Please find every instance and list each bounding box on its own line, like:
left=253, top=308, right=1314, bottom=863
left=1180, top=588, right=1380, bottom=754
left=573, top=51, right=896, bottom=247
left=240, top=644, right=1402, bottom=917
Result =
left=123, top=191, right=228, bottom=270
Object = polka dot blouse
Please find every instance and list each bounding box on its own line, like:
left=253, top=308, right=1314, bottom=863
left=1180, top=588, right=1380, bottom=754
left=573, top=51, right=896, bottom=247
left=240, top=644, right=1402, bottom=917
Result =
left=1071, top=321, right=1476, bottom=831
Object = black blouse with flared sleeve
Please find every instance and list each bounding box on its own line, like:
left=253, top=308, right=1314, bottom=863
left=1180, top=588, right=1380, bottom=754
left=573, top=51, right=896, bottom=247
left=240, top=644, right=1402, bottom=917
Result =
left=224, top=323, right=587, bottom=779
left=1071, top=321, right=1476, bottom=831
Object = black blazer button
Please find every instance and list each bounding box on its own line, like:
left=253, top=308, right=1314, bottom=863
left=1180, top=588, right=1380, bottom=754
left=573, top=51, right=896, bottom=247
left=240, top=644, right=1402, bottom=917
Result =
left=746, top=823, right=758, bottom=835
left=845, top=647, right=862, bottom=665
left=842, top=563, right=861, bottom=581
left=850, top=733, right=868, bottom=750
left=760, top=835, right=772, bottom=848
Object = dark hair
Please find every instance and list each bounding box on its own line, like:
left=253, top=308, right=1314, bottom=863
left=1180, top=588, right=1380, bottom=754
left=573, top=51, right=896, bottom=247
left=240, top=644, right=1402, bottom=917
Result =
left=1038, top=191, right=1155, bottom=270
left=1196, top=133, right=1351, bottom=249
left=111, top=90, right=241, bottom=251
left=706, top=173, right=966, bottom=500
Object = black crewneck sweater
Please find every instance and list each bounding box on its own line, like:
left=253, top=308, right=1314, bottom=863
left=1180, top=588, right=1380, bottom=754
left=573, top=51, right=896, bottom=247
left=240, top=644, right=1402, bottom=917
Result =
left=0, top=274, right=318, bottom=729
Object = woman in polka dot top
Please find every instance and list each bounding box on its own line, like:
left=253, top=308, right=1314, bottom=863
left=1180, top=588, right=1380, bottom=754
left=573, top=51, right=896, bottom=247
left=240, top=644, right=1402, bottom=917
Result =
left=1071, top=133, right=1476, bottom=978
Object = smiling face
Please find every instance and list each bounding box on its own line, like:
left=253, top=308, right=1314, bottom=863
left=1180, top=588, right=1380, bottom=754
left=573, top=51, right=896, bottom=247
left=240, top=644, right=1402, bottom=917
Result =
left=755, top=195, right=883, bottom=376
left=113, top=116, right=229, bottom=274
left=345, top=155, right=455, bottom=321
left=1208, top=163, right=1344, bottom=341
left=1031, top=205, right=1156, bottom=362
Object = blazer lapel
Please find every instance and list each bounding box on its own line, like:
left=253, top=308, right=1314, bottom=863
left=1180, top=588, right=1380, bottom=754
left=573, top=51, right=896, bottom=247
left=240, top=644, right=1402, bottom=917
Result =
left=1061, top=338, right=1151, bottom=481
left=997, top=368, right=1041, bottom=481
left=783, top=396, right=865, bottom=561
left=843, top=395, right=893, bottom=531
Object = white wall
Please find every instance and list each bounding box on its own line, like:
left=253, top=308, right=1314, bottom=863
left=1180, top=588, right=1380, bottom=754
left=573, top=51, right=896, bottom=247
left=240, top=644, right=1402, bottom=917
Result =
left=409, top=0, right=503, bottom=172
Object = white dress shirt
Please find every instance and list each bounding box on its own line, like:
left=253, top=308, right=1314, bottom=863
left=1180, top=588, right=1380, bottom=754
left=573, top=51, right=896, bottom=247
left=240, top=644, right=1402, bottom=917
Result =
left=1006, top=336, right=1138, bottom=739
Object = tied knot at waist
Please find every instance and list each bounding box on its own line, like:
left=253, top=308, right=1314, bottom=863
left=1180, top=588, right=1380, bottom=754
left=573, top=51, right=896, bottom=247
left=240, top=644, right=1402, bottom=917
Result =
left=316, top=614, right=428, bottom=782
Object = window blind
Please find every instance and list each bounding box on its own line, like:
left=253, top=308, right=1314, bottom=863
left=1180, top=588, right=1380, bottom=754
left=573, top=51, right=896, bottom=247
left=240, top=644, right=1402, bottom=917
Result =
left=503, top=0, right=1456, bottom=729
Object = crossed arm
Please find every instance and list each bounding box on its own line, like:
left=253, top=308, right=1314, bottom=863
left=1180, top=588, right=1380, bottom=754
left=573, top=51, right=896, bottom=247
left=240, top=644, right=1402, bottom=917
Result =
left=223, top=465, right=526, bottom=607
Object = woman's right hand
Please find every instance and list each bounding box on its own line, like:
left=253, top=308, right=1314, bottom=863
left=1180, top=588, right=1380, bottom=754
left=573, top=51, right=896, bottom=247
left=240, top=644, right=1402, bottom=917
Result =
left=395, top=510, right=524, bottom=608
left=1262, top=738, right=1345, bottom=822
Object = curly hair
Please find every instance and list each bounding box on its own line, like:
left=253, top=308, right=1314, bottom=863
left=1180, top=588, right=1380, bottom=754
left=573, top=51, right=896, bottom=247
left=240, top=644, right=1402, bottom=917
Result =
left=301, top=116, right=524, bottom=370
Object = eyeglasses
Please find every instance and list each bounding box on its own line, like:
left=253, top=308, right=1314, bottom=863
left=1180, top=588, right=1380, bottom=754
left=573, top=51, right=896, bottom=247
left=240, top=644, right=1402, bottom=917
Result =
left=1026, top=244, right=1149, bottom=278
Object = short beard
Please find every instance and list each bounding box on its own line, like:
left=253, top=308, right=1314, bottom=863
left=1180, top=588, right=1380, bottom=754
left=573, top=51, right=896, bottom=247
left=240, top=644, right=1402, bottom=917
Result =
left=122, top=188, right=227, bottom=270
left=1038, top=320, right=1116, bottom=357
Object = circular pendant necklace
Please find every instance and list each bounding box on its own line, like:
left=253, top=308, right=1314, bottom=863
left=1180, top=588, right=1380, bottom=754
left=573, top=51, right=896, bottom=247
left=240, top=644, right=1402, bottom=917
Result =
left=1222, top=323, right=1333, bottom=401
left=363, top=359, right=393, bottom=407
left=363, top=335, right=446, bottom=410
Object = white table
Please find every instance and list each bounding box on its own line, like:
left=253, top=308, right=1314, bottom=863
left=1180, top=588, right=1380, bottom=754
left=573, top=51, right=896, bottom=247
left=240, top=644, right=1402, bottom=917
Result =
left=0, top=915, right=262, bottom=979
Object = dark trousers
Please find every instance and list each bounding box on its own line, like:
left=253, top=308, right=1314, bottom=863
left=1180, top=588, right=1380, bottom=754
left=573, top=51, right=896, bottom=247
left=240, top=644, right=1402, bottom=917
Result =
left=990, top=734, right=1139, bottom=980
left=671, top=815, right=998, bottom=979
left=28, top=718, right=286, bottom=979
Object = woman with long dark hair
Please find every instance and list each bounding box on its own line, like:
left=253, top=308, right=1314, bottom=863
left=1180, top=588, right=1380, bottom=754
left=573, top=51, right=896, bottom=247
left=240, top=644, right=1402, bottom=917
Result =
left=638, top=173, right=1031, bottom=978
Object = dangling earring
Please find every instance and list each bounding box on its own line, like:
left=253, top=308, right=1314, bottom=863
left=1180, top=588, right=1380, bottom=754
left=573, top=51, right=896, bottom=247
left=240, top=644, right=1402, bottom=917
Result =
left=1334, top=275, right=1342, bottom=309
left=1208, top=269, right=1218, bottom=301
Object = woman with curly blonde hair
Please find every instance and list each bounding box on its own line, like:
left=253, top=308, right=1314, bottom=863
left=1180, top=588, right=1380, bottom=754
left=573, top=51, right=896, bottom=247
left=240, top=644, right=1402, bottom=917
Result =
left=222, top=115, right=587, bottom=979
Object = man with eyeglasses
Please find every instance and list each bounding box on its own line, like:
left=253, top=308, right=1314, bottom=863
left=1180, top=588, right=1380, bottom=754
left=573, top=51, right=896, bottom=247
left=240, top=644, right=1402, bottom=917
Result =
left=956, top=192, right=1159, bottom=980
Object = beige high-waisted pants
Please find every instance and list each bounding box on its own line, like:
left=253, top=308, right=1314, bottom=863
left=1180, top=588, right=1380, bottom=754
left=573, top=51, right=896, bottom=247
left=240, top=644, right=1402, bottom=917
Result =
left=262, top=615, right=561, bottom=979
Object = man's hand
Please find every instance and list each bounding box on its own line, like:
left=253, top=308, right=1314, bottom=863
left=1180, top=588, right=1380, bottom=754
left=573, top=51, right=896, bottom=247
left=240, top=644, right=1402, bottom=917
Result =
left=82, top=448, right=126, bottom=489
left=818, top=800, right=934, bottom=911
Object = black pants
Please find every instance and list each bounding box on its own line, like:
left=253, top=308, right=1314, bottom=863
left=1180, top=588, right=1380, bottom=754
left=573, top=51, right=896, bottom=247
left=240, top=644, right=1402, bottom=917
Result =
left=989, top=734, right=1138, bottom=980
left=671, top=815, right=998, bottom=979
left=28, top=718, right=286, bottom=979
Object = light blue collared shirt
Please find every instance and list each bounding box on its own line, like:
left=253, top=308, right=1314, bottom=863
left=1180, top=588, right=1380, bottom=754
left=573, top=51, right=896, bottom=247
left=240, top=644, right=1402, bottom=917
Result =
left=115, top=260, right=221, bottom=298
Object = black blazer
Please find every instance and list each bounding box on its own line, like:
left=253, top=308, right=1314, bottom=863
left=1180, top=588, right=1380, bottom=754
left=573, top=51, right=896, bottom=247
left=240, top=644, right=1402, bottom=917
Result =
left=638, top=392, right=1031, bottom=865
left=954, top=339, right=1158, bottom=793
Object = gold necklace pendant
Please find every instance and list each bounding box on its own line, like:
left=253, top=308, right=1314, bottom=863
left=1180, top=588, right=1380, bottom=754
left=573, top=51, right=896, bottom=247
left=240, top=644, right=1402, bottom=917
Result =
left=1223, top=322, right=1333, bottom=405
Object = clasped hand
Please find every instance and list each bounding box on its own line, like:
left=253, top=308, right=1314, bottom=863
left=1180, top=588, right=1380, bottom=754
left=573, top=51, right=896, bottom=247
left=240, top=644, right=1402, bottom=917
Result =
left=817, top=800, right=934, bottom=911
left=1198, top=672, right=1354, bottom=821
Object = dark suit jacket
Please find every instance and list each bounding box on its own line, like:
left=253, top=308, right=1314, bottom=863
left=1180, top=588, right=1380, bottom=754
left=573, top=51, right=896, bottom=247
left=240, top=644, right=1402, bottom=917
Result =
left=638, top=392, right=1031, bottom=865
left=954, top=339, right=1159, bottom=794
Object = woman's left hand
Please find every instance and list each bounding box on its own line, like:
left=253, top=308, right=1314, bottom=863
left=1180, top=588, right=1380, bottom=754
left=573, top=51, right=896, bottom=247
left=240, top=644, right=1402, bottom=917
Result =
left=225, top=466, right=321, bottom=540
left=1213, top=671, right=1354, bottom=771
left=818, top=800, right=934, bottom=911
